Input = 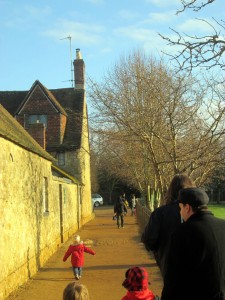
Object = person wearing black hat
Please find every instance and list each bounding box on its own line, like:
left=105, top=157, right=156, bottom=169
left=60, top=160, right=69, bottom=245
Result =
left=161, top=187, right=225, bottom=300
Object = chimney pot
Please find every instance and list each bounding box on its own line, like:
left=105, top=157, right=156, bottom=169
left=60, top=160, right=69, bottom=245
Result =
left=76, top=48, right=82, bottom=59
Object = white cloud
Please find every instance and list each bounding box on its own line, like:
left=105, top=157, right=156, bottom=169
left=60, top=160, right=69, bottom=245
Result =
left=145, top=0, right=180, bottom=8
left=24, top=5, right=51, bottom=17
left=83, top=0, right=104, bottom=4
left=3, top=4, right=51, bottom=29
left=147, top=11, right=176, bottom=23
left=42, top=20, right=105, bottom=46
left=115, top=26, right=156, bottom=42
left=113, top=23, right=181, bottom=59
left=118, top=9, right=140, bottom=20
left=100, top=47, right=112, bottom=54
left=178, top=18, right=215, bottom=34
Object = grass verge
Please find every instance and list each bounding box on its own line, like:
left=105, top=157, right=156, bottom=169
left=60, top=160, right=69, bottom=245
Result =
left=208, top=204, right=225, bottom=220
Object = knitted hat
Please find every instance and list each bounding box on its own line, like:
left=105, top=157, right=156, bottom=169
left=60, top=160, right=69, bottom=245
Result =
left=122, top=267, right=149, bottom=291
left=178, top=188, right=209, bottom=208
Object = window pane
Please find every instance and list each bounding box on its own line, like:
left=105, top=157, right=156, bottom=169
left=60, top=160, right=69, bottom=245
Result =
left=28, top=115, right=47, bottom=127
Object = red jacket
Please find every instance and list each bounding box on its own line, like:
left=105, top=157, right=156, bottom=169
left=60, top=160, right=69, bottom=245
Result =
left=63, top=243, right=95, bottom=267
left=121, top=289, right=156, bottom=300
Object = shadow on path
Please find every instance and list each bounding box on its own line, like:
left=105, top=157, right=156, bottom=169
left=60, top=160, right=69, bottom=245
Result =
left=5, top=206, right=163, bottom=300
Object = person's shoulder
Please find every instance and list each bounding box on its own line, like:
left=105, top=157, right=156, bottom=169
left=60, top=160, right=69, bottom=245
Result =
left=151, top=202, right=179, bottom=218
left=153, top=203, right=170, bottom=214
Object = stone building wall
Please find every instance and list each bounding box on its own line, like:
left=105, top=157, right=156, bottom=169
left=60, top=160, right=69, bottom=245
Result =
left=0, top=137, right=91, bottom=300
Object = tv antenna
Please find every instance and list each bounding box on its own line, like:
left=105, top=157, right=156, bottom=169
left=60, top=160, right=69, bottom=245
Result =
left=60, top=35, right=74, bottom=87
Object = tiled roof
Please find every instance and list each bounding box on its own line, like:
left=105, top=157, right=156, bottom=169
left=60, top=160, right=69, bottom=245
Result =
left=0, top=83, right=85, bottom=151
left=0, top=90, right=27, bottom=115
left=0, top=104, right=55, bottom=161
left=49, top=88, right=84, bottom=151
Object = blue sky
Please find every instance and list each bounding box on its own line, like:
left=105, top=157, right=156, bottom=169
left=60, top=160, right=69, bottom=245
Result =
left=0, top=0, right=223, bottom=91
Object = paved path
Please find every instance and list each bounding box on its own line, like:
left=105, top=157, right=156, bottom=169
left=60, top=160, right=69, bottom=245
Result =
left=6, top=206, right=163, bottom=300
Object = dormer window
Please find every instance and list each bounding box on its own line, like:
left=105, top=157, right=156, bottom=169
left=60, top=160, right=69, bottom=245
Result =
left=28, top=115, right=47, bottom=128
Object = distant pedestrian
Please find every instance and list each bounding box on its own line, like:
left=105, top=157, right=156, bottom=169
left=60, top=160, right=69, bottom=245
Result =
left=63, top=235, right=95, bottom=280
left=114, top=195, right=127, bottom=228
left=129, top=194, right=136, bottom=216
left=141, top=174, right=195, bottom=278
left=161, top=187, right=225, bottom=300
left=122, top=193, right=129, bottom=213
left=121, top=266, right=159, bottom=300
left=63, top=282, right=89, bottom=300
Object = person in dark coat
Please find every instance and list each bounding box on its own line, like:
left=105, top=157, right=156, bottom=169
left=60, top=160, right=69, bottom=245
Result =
left=114, top=195, right=127, bottom=228
left=141, top=174, right=195, bottom=278
left=161, top=187, right=225, bottom=300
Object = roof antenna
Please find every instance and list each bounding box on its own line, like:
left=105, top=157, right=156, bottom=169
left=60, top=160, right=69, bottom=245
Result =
left=60, top=35, right=73, bottom=87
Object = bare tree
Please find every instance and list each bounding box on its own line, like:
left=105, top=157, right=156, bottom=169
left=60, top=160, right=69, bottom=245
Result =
left=178, top=0, right=215, bottom=12
left=159, top=0, right=225, bottom=73
left=88, top=50, right=225, bottom=206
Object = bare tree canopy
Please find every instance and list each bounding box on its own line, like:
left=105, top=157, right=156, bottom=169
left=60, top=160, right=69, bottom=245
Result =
left=160, top=0, right=225, bottom=73
left=88, top=50, right=225, bottom=204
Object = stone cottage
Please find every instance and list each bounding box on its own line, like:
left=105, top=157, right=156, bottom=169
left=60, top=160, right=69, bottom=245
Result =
left=0, top=49, right=93, bottom=299
left=0, top=48, right=92, bottom=223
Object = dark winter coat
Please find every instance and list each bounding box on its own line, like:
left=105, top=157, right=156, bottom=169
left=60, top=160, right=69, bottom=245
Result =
left=141, top=201, right=181, bottom=278
left=161, top=210, right=225, bottom=300
left=114, top=198, right=127, bottom=215
left=63, top=243, right=95, bottom=267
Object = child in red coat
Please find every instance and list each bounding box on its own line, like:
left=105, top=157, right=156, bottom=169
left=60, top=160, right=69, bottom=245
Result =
left=121, top=266, right=159, bottom=300
left=63, top=235, right=95, bottom=280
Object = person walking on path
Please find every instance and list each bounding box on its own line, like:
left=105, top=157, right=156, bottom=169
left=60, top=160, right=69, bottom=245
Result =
left=141, top=174, right=195, bottom=279
left=161, top=187, right=225, bottom=300
left=128, top=194, right=136, bottom=216
left=114, top=195, right=128, bottom=228
left=121, top=266, right=159, bottom=300
left=63, top=235, right=96, bottom=280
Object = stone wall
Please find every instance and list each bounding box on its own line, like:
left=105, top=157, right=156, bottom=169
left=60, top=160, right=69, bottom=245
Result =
left=0, top=137, right=93, bottom=300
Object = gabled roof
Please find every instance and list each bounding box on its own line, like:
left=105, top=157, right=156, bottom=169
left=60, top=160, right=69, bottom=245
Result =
left=16, top=80, right=68, bottom=116
left=0, top=82, right=85, bottom=151
left=0, top=104, right=55, bottom=161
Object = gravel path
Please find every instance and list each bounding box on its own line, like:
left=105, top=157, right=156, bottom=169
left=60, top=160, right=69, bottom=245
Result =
left=5, top=206, right=163, bottom=300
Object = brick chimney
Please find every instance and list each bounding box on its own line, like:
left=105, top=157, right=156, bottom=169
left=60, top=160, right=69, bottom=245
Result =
left=74, top=48, right=85, bottom=89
